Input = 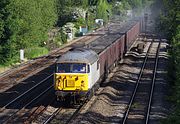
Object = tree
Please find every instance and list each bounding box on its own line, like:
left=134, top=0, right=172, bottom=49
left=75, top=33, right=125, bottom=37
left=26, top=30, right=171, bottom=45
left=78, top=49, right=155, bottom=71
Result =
left=96, top=0, right=110, bottom=23
left=158, top=0, right=180, bottom=123
left=0, top=0, right=58, bottom=64
left=0, top=13, right=4, bottom=39
left=56, top=0, right=89, bottom=26
left=128, top=0, right=142, bottom=9
left=111, top=0, right=131, bottom=16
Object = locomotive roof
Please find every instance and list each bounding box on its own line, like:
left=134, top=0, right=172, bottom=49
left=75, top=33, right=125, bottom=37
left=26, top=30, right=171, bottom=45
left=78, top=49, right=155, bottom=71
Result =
left=56, top=48, right=98, bottom=64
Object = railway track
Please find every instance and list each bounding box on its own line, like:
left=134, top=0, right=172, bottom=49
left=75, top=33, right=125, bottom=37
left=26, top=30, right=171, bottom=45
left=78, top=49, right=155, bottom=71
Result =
left=39, top=106, right=82, bottom=124
left=0, top=74, right=53, bottom=123
left=122, top=36, right=161, bottom=124
left=23, top=99, right=61, bottom=124
left=41, top=98, right=94, bottom=124
left=23, top=100, right=88, bottom=124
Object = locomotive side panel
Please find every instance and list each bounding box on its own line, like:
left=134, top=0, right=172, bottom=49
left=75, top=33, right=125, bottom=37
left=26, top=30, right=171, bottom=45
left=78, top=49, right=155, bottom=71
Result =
left=89, top=61, right=100, bottom=88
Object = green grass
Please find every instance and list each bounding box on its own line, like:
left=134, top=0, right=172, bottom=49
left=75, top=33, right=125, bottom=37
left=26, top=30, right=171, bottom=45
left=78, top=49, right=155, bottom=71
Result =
left=0, top=65, right=10, bottom=73
left=25, top=47, right=49, bottom=59
left=0, top=47, right=49, bottom=74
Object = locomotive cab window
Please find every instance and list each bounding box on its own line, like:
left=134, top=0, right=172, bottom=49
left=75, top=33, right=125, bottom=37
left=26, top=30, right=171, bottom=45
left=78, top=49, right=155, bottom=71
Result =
left=56, top=63, right=88, bottom=73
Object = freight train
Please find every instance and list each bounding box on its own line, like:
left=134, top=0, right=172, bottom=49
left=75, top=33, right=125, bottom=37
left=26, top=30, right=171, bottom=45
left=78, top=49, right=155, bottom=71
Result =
left=54, top=19, right=142, bottom=104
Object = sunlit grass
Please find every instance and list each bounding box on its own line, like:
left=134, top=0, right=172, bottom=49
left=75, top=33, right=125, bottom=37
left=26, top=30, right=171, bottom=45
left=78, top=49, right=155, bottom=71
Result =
left=0, top=65, right=11, bottom=73
left=25, top=47, right=49, bottom=59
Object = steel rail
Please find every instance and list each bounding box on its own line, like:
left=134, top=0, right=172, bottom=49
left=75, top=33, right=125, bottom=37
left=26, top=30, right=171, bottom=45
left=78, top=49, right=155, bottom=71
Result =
left=43, top=108, right=63, bottom=124
left=0, top=74, right=53, bottom=112
left=65, top=99, right=94, bottom=124
left=122, top=40, right=154, bottom=124
left=145, top=41, right=161, bottom=124
left=43, top=100, right=88, bottom=124
left=2, top=85, right=53, bottom=124
left=24, top=96, right=57, bottom=124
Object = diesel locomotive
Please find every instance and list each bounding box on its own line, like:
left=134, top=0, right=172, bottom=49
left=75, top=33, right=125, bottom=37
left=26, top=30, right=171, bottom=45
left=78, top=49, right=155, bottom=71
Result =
left=54, top=48, right=100, bottom=103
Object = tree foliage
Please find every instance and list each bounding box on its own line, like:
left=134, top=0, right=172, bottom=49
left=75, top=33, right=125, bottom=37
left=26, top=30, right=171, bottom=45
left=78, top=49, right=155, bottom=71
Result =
left=128, top=0, right=142, bottom=9
left=56, top=0, right=88, bottom=26
left=111, top=0, right=131, bottom=16
left=96, top=0, right=110, bottom=23
left=0, top=0, right=57, bottom=64
left=158, top=0, right=180, bottom=123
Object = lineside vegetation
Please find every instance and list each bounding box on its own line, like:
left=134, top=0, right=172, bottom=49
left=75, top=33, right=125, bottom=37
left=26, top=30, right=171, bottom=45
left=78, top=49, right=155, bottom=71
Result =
left=157, top=0, right=180, bottom=123
left=0, top=0, right=149, bottom=66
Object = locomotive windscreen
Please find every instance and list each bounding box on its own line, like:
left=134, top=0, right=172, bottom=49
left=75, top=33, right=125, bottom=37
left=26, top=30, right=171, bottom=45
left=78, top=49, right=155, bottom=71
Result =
left=56, top=63, right=89, bottom=73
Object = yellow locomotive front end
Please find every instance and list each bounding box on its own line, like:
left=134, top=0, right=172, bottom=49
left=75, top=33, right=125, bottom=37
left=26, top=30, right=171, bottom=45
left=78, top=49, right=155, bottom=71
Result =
left=54, top=73, right=88, bottom=91
left=54, top=62, right=89, bottom=101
